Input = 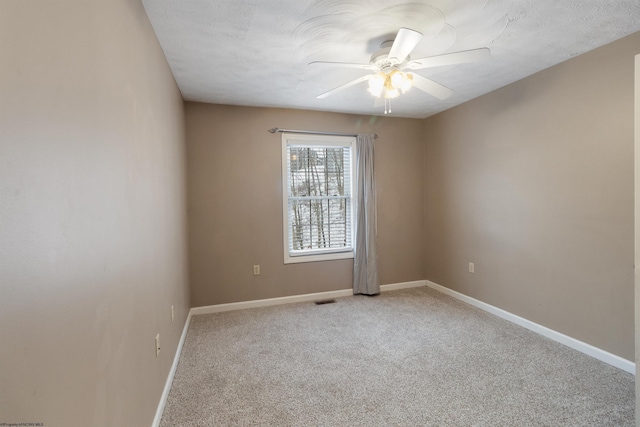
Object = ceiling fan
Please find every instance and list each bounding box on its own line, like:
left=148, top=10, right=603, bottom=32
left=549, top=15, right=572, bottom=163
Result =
left=310, top=28, right=491, bottom=114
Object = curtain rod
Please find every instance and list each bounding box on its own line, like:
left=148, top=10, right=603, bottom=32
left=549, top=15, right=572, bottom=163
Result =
left=268, top=128, right=378, bottom=139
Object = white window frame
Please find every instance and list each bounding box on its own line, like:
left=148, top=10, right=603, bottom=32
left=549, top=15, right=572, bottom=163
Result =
left=282, top=133, right=356, bottom=264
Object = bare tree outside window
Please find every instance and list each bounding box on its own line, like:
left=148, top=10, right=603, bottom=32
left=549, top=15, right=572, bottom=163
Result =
left=287, top=146, right=350, bottom=252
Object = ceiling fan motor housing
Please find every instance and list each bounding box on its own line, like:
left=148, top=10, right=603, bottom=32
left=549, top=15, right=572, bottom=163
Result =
left=370, top=46, right=409, bottom=73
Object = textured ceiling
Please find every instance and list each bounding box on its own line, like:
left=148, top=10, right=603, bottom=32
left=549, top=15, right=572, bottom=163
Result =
left=142, top=0, right=640, bottom=119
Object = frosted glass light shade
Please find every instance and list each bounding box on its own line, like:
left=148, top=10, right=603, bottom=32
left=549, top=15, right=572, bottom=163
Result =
left=401, top=73, right=413, bottom=93
left=368, top=73, right=385, bottom=97
left=390, top=70, right=404, bottom=89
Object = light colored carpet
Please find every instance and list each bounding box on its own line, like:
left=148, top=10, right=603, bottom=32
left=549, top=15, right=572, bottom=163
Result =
left=160, top=287, right=634, bottom=426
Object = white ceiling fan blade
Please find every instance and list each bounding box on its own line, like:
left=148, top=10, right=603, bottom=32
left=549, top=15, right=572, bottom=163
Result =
left=309, top=61, right=374, bottom=70
left=410, top=74, right=453, bottom=100
left=317, top=74, right=372, bottom=99
left=388, top=28, right=423, bottom=63
left=406, top=48, right=491, bottom=70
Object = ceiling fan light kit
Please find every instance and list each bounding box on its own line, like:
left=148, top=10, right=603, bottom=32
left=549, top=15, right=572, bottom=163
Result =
left=311, top=27, right=491, bottom=114
left=367, top=70, right=411, bottom=98
left=367, top=70, right=414, bottom=114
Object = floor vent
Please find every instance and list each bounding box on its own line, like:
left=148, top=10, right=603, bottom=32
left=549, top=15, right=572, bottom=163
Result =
left=314, top=299, right=336, bottom=305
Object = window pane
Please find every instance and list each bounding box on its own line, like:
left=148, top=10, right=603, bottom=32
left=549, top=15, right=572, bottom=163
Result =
left=288, top=197, right=349, bottom=251
left=289, top=147, right=350, bottom=196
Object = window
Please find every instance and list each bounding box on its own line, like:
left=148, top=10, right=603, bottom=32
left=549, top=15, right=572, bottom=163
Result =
left=282, top=133, right=355, bottom=264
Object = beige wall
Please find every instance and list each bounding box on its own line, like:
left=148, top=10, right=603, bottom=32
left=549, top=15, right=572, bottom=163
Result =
left=0, top=1, right=189, bottom=426
left=424, top=32, right=640, bottom=361
left=186, top=103, right=425, bottom=306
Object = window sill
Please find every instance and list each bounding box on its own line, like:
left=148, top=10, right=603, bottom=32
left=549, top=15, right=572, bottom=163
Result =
left=284, top=250, right=354, bottom=264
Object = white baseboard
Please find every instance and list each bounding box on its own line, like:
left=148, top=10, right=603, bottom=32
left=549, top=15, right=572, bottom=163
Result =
left=190, top=280, right=427, bottom=316
left=152, top=310, right=192, bottom=427
left=426, top=280, right=635, bottom=375
left=380, top=280, right=428, bottom=292
left=190, top=289, right=353, bottom=315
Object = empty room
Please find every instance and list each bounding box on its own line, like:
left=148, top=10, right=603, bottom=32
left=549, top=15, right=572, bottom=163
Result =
left=2, top=0, right=640, bottom=426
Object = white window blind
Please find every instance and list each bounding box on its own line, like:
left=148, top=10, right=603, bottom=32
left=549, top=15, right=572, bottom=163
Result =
left=282, top=134, right=355, bottom=263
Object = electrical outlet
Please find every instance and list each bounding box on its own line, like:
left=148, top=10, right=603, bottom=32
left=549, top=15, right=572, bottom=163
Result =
left=253, top=265, right=260, bottom=275
left=469, top=262, right=475, bottom=273
left=155, top=334, right=160, bottom=358
left=171, top=305, right=174, bottom=323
